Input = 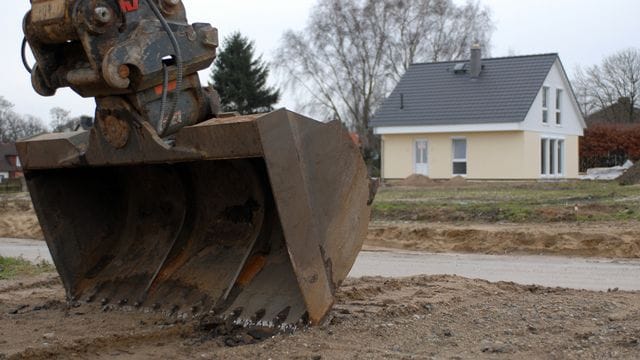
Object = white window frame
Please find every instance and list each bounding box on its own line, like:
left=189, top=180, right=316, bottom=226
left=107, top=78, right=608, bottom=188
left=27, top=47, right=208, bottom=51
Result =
left=451, top=137, right=467, bottom=176
left=555, top=88, right=563, bottom=126
left=557, top=139, right=564, bottom=175
left=542, top=86, right=550, bottom=124
left=413, top=138, right=429, bottom=176
left=380, top=138, right=385, bottom=179
left=541, top=138, right=549, bottom=175
left=540, top=135, right=565, bottom=178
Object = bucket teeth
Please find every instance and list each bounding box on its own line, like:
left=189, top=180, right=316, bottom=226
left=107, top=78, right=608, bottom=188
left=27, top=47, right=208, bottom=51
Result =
left=252, top=309, right=266, bottom=323
left=273, top=307, right=291, bottom=327
left=17, top=109, right=372, bottom=328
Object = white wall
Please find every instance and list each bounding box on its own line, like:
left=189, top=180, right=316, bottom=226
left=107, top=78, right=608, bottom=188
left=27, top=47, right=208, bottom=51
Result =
left=522, top=59, right=585, bottom=136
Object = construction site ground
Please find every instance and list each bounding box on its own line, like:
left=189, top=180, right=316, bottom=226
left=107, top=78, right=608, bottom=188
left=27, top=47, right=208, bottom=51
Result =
left=1, top=180, right=640, bottom=358
left=1, top=271, right=639, bottom=359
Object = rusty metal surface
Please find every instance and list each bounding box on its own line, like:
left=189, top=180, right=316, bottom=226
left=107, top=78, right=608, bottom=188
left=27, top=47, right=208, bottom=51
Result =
left=18, top=109, right=372, bottom=326
left=24, top=0, right=217, bottom=95
left=256, top=111, right=335, bottom=324
left=24, top=0, right=218, bottom=137
left=97, top=115, right=130, bottom=148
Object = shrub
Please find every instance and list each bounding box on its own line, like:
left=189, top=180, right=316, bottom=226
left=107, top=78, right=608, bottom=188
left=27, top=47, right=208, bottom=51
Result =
left=580, top=124, right=640, bottom=171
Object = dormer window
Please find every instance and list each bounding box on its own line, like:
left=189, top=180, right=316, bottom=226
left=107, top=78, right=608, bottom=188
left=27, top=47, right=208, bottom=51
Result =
left=453, top=63, right=467, bottom=73
left=542, top=86, right=549, bottom=124
left=555, top=89, right=562, bottom=125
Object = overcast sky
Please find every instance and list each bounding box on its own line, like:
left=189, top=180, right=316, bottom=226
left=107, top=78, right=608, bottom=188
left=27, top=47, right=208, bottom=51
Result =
left=0, top=0, right=638, bottom=125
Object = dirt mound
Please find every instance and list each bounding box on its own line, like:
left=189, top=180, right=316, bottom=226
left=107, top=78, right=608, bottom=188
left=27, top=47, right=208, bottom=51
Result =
left=0, top=193, right=43, bottom=240
left=396, top=174, right=468, bottom=187
left=398, top=174, right=435, bottom=186
left=619, top=162, right=640, bottom=185
left=449, top=175, right=467, bottom=184
left=367, top=221, right=640, bottom=258
left=1, top=273, right=639, bottom=359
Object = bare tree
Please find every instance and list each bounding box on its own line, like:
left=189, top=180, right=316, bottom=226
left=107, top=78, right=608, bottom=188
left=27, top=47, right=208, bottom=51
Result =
left=1, top=113, right=47, bottom=142
left=0, top=96, right=15, bottom=142
left=276, top=0, right=493, bottom=158
left=574, top=48, right=640, bottom=122
left=5, top=114, right=48, bottom=141
left=0, top=96, right=48, bottom=142
left=50, top=107, right=72, bottom=131
left=277, top=0, right=391, bottom=151
left=386, top=0, right=493, bottom=82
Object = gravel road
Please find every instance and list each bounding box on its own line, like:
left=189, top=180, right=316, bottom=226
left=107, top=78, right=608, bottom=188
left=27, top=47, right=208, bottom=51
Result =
left=353, top=248, right=640, bottom=291
left=2, top=238, right=639, bottom=291
left=0, top=238, right=52, bottom=263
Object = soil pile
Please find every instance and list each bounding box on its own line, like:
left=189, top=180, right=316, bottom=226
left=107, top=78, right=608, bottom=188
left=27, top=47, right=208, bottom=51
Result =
left=0, top=194, right=43, bottom=240
left=367, top=221, right=640, bottom=258
left=449, top=175, right=467, bottom=184
left=398, top=174, right=435, bottom=186
left=1, top=273, right=639, bottom=359
left=396, top=174, right=468, bottom=187
left=619, top=162, right=640, bottom=185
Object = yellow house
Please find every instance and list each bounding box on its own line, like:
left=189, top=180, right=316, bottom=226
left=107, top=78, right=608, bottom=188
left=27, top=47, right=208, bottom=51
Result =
left=372, top=49, right=586, bottom=180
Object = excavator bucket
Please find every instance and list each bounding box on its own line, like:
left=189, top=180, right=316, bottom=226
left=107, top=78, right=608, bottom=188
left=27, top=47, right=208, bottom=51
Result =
left=16, top=109, right=372, bottom=326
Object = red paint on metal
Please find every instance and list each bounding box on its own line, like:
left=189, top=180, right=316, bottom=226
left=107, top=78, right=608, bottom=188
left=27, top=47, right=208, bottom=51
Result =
left=119, top=0, right=139, bottom=13
left=154, top=80, right=177, bottom=96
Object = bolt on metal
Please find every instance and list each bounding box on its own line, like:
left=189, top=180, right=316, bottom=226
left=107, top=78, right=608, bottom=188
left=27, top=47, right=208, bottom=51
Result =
left=93, top=7, right=112, bottom=25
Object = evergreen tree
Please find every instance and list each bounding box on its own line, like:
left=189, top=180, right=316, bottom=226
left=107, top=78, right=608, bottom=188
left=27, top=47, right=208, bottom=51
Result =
left=210, top=32, right=280, bottom=115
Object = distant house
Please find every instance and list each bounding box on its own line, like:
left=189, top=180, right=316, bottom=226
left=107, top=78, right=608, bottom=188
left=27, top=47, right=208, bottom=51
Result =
left=371, top=47, right=586, bottom=180
left=586, top=97, right=640, bottom=125
left=0, top=143, right=23, bottom=182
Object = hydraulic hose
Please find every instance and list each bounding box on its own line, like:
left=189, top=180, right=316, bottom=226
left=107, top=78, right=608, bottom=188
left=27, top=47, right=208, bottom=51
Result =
left=144, top=0, right=183, bottom=137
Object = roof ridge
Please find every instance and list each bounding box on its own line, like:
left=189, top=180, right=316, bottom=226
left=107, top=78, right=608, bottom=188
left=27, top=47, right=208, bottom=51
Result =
left=410, top=53, right=559, bottom=66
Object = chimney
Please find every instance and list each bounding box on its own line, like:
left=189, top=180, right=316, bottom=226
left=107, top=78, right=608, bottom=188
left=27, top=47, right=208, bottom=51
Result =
left=470, top=44, right=482, bottom=78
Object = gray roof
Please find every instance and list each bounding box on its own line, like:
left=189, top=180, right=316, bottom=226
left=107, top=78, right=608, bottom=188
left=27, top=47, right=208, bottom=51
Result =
left=371, top=53, right=560, bottom=127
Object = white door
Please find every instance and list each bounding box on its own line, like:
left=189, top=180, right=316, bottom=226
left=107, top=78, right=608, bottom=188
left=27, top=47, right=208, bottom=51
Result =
left=414, top=139, right=429, bottom=175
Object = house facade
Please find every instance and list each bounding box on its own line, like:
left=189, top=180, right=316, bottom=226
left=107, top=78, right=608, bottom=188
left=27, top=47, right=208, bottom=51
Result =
left=0, top=143, right=23, bottom=182
left=372, top=50, right=586, bottom=180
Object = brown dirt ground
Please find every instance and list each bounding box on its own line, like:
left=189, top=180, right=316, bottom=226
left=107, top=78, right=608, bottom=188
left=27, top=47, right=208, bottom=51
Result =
left=397, top=174, right=467, bottom=187
left=398, top=174, right=436, bottom=187
left=1, top=273, right=639, bottom=359
left=367, top=221, right=640, bottom=259
left=0, top=194, right=43, bottom=240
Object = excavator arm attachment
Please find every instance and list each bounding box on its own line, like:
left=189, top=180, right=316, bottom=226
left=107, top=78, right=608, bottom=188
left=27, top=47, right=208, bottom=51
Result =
left=19, top=0, right=373, bottom=327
